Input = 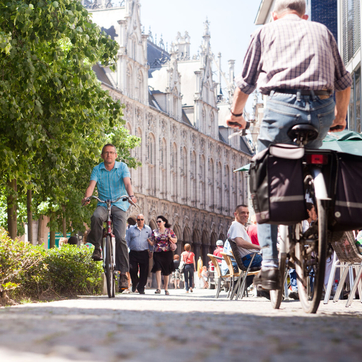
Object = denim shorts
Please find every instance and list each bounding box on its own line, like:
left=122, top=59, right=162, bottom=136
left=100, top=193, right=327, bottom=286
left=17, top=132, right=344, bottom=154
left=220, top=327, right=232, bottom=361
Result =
left=257, top=92, right=335, bottom=152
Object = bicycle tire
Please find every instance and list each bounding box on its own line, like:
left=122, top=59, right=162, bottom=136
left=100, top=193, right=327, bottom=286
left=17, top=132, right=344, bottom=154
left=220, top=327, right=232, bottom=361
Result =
left=104, top=235, right=115, bottom=298
left=270, top=252, right=286, bottom=309
left=295, top=175, right=327, bottom=314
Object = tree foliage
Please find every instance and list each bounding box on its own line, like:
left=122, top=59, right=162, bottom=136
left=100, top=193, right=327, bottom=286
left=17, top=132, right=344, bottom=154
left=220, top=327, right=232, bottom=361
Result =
left=0, top=0, right=141, bottom=236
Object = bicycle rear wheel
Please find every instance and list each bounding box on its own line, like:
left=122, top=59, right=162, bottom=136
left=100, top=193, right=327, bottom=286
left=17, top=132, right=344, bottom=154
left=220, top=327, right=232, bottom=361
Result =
left=270, top=252, right=286, bottom=309
left=295, top=176, right=327, bottom=314
left=104, top=235, right=115, bottom=298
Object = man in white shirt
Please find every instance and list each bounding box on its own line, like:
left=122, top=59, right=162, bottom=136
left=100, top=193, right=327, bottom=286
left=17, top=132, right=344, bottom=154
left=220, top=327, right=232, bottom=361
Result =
left=228, top=205, right=262, bottom=268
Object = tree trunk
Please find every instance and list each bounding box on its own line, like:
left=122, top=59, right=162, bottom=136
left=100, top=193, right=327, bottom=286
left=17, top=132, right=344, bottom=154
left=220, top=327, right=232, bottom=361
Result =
left=27, top=190, right=33, bottom=244
left=7, top=179, right=17, bottom=239
left=62, top=205, right=66, bottom=237
left=37, top=216, right=43, bottom=246
left=49, top=213, right=55, bottom=248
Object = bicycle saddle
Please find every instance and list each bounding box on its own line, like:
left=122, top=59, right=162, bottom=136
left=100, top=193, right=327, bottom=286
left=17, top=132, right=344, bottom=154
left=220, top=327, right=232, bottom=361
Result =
left=287, top=124, right=319, bottom=144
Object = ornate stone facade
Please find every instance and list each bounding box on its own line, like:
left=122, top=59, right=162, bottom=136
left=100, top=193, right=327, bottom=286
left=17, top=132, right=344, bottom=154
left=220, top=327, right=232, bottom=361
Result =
left=84, top=0, right=253, bottom=263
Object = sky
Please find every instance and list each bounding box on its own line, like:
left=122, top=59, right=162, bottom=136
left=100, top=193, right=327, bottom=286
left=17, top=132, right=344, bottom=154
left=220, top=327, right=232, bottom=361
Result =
left=140, top=0, right=262, bottom=112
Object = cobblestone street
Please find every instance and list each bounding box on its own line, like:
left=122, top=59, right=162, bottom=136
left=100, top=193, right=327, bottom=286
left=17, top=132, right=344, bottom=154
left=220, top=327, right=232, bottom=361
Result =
left=0, top=288, right=361, bottom=361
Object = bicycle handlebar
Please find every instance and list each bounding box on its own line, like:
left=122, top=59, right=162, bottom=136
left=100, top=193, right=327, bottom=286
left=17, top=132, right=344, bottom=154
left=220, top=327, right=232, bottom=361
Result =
left=83, top=195, right=138, bottom=208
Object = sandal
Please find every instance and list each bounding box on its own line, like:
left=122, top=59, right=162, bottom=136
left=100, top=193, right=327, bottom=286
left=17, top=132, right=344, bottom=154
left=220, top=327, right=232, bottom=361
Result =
left=165, top=290, right=169, bottom=295
left=155, top=289, right=161, bottom=294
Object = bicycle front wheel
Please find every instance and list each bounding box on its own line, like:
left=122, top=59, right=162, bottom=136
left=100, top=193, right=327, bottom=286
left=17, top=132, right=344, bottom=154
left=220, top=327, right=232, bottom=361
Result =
left=295, top=176, right=327, bottom=314
left=104, top=235, right=115, bottom=298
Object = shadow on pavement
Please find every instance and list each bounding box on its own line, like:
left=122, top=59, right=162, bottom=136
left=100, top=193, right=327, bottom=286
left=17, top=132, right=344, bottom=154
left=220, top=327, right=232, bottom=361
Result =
left=0, top=297, right=361, bottom=362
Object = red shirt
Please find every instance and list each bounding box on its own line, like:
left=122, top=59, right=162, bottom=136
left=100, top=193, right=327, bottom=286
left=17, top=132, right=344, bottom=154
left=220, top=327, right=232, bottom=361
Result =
left=213, top=247, right=223, bottom=264
left=247, top=224, right=259, bottom=246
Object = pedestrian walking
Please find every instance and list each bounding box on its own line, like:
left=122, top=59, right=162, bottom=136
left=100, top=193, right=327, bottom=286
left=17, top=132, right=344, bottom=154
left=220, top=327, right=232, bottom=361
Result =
left=181, top=244, right=196, bottom=293
left=147, top=215, right=177, bottom=295
left=126, top=214, right=152, bottom=294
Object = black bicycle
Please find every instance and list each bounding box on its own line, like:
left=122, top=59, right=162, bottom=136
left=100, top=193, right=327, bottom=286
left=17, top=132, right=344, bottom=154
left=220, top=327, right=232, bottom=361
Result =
left=84, top=195, right=137, bottom=298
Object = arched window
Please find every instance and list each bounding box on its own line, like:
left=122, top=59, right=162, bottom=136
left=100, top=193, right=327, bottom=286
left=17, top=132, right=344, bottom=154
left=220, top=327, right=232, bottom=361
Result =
left=232, top=169, right=237, bottom=212
left=126, top=64, right=132, bottom=98
left=191, top=151, right=197, bottom=207
left=171, top=143, right=178, bottom=202
left=148, top=133, right=156, bottom=196
left=210, top=112, right=215, bottom=138
left=224, top=165, right=230, bottom=214
left=217, top=162, right=222, bottom=212
left=181, top=147, right=187, bottom=203
left=209, top=158, right=214, bottom=211
left=202, top=107, right=206, bottom=133
left=135, top=127, right=143, bottom=189
left=160, top=138, right=167, bottom=198
left=138, top=71, right=143, bottom=102
left=200, top=155, right=206, bottom=208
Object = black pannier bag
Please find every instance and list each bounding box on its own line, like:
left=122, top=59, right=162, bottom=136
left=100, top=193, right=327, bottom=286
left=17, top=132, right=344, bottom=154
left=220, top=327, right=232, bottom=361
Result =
left=249, top=144, right=308, bottom=225
left=331, top=153, right=362, bottom=232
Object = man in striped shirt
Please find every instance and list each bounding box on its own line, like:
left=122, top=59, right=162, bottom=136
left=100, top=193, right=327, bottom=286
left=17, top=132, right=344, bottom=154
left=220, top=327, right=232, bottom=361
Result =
left=82, top=144, right=137, bottom=292
left=226, top=0, right=352, bottom=290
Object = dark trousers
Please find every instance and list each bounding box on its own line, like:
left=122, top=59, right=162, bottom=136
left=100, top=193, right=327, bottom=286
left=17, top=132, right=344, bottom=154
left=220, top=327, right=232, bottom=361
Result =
left=87, top=206, right=128, bottom=273
left=129, top=250, right=149, bottom=293
left=184, top=264, right=194, bottom=291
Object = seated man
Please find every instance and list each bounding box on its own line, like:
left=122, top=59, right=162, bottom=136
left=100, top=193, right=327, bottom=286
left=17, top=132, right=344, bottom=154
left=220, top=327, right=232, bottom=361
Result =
left=213, top=240, right=224, bottom=265
left=228, top=204, right=262, bottom=269
left=221, top=205, right=267, bottom=297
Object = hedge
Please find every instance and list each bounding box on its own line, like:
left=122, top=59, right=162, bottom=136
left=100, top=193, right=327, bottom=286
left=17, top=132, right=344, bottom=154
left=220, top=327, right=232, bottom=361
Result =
left=0, top=228, right=103, bottom=305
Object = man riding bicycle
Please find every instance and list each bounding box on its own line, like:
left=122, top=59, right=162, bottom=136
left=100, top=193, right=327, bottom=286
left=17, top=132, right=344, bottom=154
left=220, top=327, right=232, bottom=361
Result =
left=226, top=0, right=352, bottom=291
left=82, top=144, right=137, bottom=293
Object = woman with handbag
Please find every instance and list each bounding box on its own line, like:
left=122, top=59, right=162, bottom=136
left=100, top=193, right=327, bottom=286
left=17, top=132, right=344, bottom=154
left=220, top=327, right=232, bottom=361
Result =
left=180, top=243, right=196, bottom=293
left=147, top=215, right=177, bottom=295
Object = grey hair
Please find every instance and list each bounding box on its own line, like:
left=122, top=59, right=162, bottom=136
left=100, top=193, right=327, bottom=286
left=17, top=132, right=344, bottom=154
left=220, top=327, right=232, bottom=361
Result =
left=274, top=0, right=306, bottom=15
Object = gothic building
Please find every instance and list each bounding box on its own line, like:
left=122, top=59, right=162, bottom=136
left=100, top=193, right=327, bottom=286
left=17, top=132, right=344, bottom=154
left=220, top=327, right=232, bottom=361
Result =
left=83, top=0, right=253, bottom=262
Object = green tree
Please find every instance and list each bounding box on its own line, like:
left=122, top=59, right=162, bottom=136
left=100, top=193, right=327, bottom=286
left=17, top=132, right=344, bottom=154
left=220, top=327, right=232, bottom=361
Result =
left=0, top=0, right=140, bottom=238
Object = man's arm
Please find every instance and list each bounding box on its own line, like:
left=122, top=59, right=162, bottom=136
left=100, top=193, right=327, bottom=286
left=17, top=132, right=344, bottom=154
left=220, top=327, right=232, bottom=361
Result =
left=82, top=180, right=97, bottom=205
left=330, top=87, right=351, bottom=132
left=234, top=236, right=261, bottom=251
left=225, top=87, right=250, bottom=129
left=124, top=177, right=137, bottom=203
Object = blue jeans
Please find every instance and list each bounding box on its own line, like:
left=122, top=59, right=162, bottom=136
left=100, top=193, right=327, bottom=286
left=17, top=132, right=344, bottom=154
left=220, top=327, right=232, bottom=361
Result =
left=257, top=92, right=335, bottom=264
left=242, top=253, right=262, bottom=269
left=184, top=264, right=194, bottom=291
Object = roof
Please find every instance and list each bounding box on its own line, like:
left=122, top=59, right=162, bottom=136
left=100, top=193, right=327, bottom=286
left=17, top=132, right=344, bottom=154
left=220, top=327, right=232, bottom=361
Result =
left=92, top=63, right=113, bottom=87
left=147, top=41, right=170, bottom=69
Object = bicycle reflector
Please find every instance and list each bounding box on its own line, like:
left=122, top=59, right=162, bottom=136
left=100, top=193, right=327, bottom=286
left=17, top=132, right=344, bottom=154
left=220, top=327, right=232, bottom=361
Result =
left=306, top=154, right=328, bottom=165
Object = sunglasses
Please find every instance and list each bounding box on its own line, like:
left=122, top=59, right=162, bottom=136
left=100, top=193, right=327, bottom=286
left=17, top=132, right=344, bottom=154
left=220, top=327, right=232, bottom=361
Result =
left=156, top=220, right=163, bottom=223
left=137, top=219, right=144, bottom=221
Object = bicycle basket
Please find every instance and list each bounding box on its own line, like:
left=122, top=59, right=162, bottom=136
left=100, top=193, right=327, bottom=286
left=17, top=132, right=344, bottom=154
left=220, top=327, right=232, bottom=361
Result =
left=249, top=144, right=308, bottom=225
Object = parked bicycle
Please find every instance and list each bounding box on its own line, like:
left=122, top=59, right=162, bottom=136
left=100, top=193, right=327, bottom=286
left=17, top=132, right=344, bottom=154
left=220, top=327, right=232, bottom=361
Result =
left=83, top=195, right=137, bottom=298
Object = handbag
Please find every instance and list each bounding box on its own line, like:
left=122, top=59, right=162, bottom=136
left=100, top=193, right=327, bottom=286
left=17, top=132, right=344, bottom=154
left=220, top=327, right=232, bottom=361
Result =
left=179, top=259, right=185, bottom=273
left=169, top=242, right=177, bottom=251
left=179, top=252, right=190, bottom=273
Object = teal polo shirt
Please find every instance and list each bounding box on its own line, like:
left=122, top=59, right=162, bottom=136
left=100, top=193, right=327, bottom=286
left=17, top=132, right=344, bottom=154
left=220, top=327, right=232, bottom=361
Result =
left=90, top=161, right=131, bottom=211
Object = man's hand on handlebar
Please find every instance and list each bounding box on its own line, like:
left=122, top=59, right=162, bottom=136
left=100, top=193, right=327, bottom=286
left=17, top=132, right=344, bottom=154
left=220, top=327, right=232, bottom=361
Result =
left=329, top=116, right=346, bottom=133
left=82, top=197, right=91, bottom=206
left=129, top=195, right=137, bottom=204
left=226, top=113, right=247, bottom=130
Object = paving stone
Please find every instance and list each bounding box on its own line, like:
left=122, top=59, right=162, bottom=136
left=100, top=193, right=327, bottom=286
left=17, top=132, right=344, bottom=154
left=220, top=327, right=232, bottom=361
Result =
left=0, top=288, right=361, bottom=361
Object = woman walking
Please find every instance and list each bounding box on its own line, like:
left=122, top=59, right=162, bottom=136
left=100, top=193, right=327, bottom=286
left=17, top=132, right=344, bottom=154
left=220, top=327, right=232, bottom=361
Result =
left=181, top=243, right=196, bottom=293
left=147, top=215, right=177, bottom=295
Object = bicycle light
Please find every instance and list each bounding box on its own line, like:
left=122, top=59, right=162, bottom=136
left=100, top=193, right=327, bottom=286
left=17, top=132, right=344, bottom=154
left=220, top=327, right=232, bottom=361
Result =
left=306, top=154, right=328, bottom=165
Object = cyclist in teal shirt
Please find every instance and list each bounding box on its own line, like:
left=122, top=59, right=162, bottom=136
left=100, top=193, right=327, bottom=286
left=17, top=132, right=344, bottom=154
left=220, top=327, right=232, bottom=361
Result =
left=82, top=144, right=137, bottom=292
